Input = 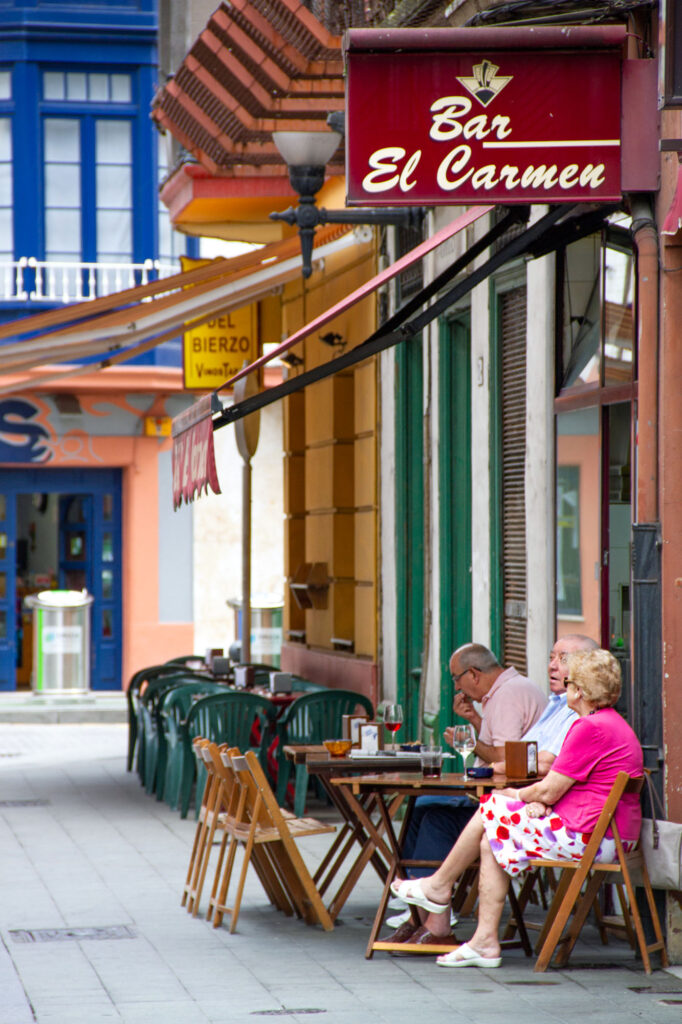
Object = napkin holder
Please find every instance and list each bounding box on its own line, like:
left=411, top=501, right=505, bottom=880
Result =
left=211, top=656, right=231, bottom=678
left=342, top=713, right=370, bottom=747
left=269, top=671, right=293, bottom=694
left=205, top=647, right=224, bottom=670
left=505, top=740, right=538, bottom=778
left=234, top=665, right=255, bottom=689
left=359, top=721, right=384, bottom=753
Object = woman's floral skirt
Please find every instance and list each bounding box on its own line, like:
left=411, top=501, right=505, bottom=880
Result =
left=478, top=792, right=634, bottom=877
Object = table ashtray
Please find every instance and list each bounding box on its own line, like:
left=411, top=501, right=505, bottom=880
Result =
left=466, top=766, right=493, bottom=779
left=399, top=743, right=421, bottom=752
left=323, top=739, right=353, bottom=758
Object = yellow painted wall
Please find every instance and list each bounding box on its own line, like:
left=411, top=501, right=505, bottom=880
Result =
left=281, top=235, right=379, bottom=658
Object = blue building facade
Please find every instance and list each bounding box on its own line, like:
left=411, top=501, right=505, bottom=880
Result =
left=0, top=0, right=196, bottom=691
left=0, top=0, right=196, bottom=362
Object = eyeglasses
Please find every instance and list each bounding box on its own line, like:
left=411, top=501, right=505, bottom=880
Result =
left=549, top=650, right=570, bottom=665
left=451, top=667, right=474, bottom=686
left=564, top=679, right=577, bottom=688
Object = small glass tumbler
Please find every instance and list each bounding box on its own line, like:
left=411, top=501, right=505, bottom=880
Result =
left=420, top=744, right=443, bottom=779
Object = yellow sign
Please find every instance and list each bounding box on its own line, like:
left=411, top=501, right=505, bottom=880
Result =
left=183, top=304, right=258, bottom=390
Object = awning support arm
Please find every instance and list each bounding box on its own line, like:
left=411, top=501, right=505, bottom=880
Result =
left=212, top=203, right=575, bottom=432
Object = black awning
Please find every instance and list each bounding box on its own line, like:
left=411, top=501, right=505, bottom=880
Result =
left=212, top=203, right=617, bottom=432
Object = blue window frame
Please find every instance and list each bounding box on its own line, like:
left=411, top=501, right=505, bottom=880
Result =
left=0, top=68, right=13, bottom=261
left=41, top=70, right=137, bottom=264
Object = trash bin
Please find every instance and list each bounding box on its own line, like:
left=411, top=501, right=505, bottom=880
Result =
left=25, top=589, right=93, bottom=695
left=227, top=597, right=283, bottom=668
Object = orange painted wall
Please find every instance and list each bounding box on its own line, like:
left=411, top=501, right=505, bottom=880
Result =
left=5, top=390, right=194, bottom=689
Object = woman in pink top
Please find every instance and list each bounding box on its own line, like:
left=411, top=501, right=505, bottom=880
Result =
left=392, top=649, right=643, bottom=968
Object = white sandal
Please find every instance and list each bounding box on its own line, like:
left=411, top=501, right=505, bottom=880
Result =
left=436, top=942, right=502, bottom=968
left=389, top=878, right=450, bottom=915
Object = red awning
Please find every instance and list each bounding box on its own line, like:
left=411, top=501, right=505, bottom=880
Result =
left=172, top=414, right=222, bottom=509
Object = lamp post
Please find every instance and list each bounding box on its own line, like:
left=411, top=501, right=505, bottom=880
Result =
left=270, top=130, right=423, bottom=278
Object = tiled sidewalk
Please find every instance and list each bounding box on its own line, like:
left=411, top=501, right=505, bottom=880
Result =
left=0, top=722, right=679, bottom=1024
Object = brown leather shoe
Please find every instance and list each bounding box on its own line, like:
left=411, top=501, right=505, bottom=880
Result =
left=389, top=919, right=421, bottom=943
left=390, top=925, right=459, bottom=955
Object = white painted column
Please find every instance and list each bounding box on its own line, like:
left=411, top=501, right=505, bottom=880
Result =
left=525, top=216, right=556, bottom=691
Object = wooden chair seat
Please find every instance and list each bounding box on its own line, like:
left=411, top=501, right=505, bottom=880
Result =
left=531, top=772, right=668, bottom=974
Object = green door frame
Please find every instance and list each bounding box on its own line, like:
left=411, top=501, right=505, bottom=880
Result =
left=394, top=336, right=424, bottom=739
left=438, top=312, right=472, bottom=743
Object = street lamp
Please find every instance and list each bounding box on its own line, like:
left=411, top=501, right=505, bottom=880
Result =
left=270, top=129, right=423, bottom=278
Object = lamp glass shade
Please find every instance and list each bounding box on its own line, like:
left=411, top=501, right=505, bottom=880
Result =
left=272, top=130, right=341, bottom=167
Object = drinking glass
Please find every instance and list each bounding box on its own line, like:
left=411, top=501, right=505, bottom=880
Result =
left=453, top=724, right=475, bottom=772
left=420, top=744, right=443, bottom=778
left=383, top=703, right=403, bottom=751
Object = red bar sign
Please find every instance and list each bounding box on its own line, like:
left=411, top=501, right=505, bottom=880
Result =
left=172, top=415, right=221, bottom=509
left=345, top=32, right=623, bottom=206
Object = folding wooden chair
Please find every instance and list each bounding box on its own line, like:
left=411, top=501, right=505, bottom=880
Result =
left=181, top=739, right=225, bottom=914
left=207, top=746, right=295, bottom=928
left=209, top=749, right=336, bottom=933
left=533, top=772, right=669, bottom=973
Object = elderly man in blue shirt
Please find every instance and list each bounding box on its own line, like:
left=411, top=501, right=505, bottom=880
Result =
left=391, top=633, right=598, bottom=948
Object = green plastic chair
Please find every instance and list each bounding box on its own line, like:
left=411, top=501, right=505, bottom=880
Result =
left=274, top=689, right=374, bottom=816
left=178, top=691, right=277, bottom=818
left=136, top=670, right=218, bottom=794
left=158, top=681, right=228, bottom=807
left=126, top=660, right=212, bottom=772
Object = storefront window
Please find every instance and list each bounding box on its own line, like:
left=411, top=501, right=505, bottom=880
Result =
left=65, top=497, right=86, bottom=523
left=603, top=245, right=634, bottom=386
left=0, top=494, right=5, bottom=519
left=0, top=532, right=7, bottom=560
left=102, top=608, right=113, bottom=638
left=556, top=409, right=601, bottom=641
left=559, top=221, right=634, bottom=391
left=67, top=531, right=86, bottom=560
left=103, top=493, right=113, bottom=521
left=0, top=610, right=5, bottom=639
left=556, top=465, right=581, bottom=616
left=0, top=571, right=5, bottom=599
left=560, top=235, right=601, bottom=388
left=102, top=531, right=113, bottom=561
left=101, top=568, right=113, bottom=599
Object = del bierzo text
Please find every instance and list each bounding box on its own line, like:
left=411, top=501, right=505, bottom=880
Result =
left=360, top=95, right=609, bottom=195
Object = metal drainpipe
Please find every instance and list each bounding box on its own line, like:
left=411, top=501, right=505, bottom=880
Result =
left=629, top=196, right=659, bottom=524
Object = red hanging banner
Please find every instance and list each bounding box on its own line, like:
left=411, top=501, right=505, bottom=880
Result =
left=345, top=27, right=625, bottom=207
left=172, top=414, right=222, bottom=509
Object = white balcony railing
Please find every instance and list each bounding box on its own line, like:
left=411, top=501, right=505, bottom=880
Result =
left=0, top=257, right=179, bottom=304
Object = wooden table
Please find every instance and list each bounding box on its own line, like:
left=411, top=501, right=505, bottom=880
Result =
left=283, top=745, right=424, bottom=921
left=329, top=770, right=535, bottom=958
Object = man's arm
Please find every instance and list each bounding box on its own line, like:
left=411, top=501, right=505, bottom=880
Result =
left=491, top=750, right=557, bottom=776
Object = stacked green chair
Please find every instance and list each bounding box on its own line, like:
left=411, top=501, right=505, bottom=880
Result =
left=136, top=670, right=220, bottom=795
left=126, top=659, right=211, bottom=772
left=274, top=689, right=374, bottom=817
left=178, top=691, right=277, bottom=818
left=158, top=681, right=228, bottom=807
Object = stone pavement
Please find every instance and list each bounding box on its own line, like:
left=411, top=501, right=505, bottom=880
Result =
left=0, top=720, right=680, bottom=1024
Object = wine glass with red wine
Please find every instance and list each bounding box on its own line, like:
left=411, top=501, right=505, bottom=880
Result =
left=383, top=703, right=403, bottom=752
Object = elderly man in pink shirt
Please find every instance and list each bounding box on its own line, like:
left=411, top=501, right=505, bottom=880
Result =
left=445, top=642, right=547, bottom=764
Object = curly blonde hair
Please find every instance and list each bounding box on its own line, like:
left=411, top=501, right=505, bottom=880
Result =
left=567, top=648, right=622, bottom=708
